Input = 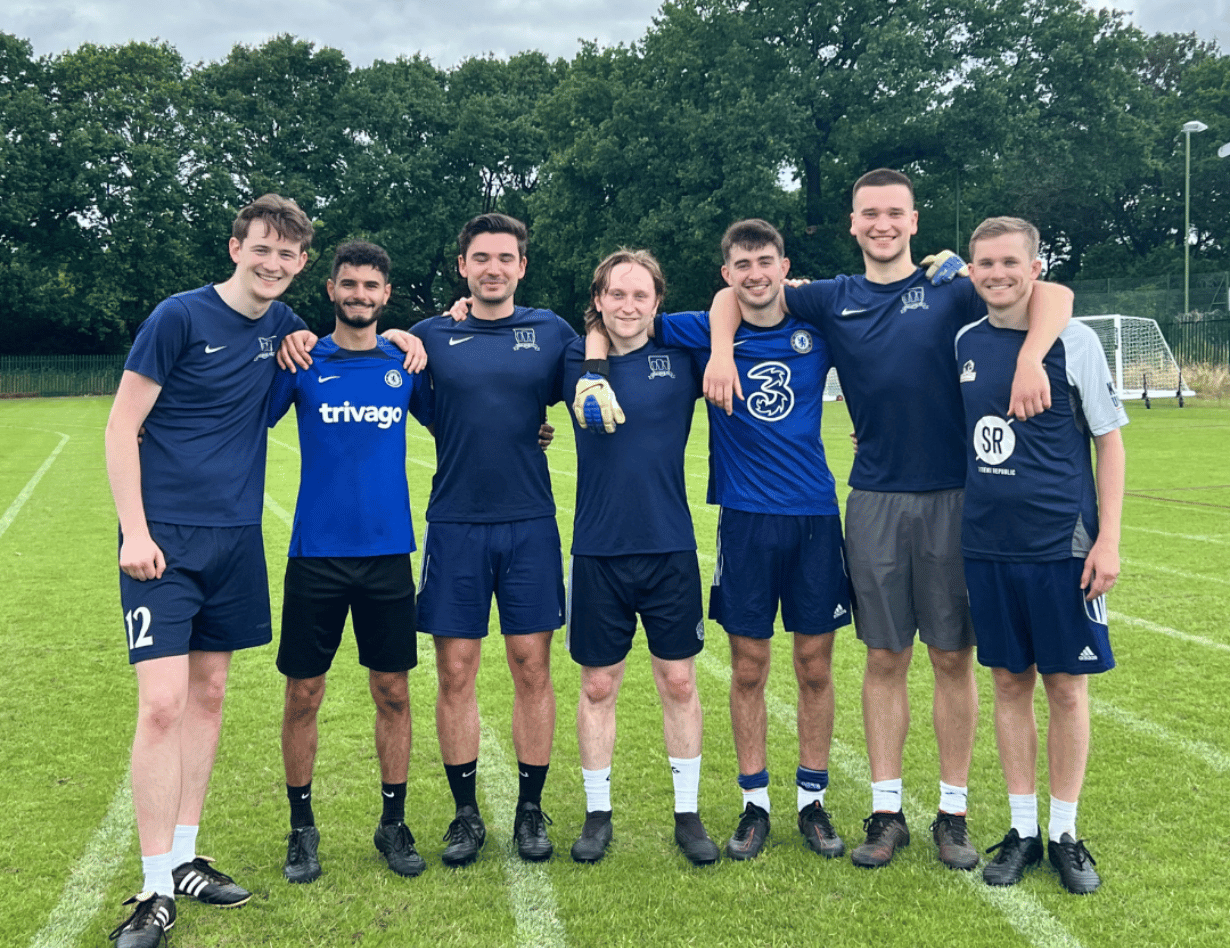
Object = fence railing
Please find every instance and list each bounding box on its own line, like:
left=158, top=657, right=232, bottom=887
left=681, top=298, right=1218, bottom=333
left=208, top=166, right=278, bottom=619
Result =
left=0, top=355, right=127, bottom=398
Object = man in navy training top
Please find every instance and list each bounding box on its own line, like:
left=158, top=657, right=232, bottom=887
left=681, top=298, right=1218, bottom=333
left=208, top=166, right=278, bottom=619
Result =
left=104, top=194, right=313, bottom=948
left=268, top=240, right=434, bottom=884
left=704, top=169, right=1073, bottom=870
left=564, top=249, right=720, bottom=866
left=957, top=217, right=1125, bottom=895
left=408, top=213, right=575, bottom=865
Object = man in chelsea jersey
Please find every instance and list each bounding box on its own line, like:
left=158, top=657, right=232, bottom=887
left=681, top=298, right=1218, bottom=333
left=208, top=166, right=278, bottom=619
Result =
left=104, top=195, right=313, bottom=948
left=268, top=240, right=433, bottom=884
left=957, top=217, right=1125, bottom=895
left=704, top=170, right=1073, bottom=871
left=409, top=213, right=576, bottom=866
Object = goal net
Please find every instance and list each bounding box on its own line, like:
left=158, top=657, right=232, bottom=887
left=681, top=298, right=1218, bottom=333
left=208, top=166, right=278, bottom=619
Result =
left=1075, top=315, right=1193, bottom=401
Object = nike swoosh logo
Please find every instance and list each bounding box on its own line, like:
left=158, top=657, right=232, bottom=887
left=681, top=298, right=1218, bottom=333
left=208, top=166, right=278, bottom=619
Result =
left=383, top=790, right=395, bottom=797
left=317, top=375, right=340, bottom=383
left=449, top=336, right=474, bottom=346
left=300, top=793, right=310, bottom=800
left=461, top=768, right=476, bottom=778
left=732, top=340, right=748, bottom=347
left=840, top=308, right=867, bottom=316
left=204, top=344, right=226, bottom=353
left=519, top=771, right=529, bottom=779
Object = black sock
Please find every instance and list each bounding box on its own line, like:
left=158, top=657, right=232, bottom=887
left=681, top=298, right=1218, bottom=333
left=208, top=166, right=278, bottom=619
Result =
left=518, top=762, right=549, bottom=806
left=381, top=782, right=406, bottom=825
left=444, top=760, right=478, bottom=812
left=288, top=783, right=314, bottom=829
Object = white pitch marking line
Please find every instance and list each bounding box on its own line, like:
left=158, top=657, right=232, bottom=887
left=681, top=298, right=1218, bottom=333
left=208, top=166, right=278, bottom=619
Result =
left=1125, top=495, right=1230, bottom=516
left=693, top=554, right=1086, bottom=948
left=1110, top=610, right=1230, bottom=653
left=1123, top=524, right=1229, bottom=545
left=27, top=778, right=134, bottom=948
left=1121, top=557, right=1230, bottom=587
left=0, top=431, right=69, bottom=541
left=1091, top=697, right=1230, bottom=773
left=264, top=493, right=294, bottom=528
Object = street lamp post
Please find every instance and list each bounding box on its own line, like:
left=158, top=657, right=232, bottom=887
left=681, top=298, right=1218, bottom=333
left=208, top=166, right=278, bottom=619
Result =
left=1182, top=120, right=1208, bottom=314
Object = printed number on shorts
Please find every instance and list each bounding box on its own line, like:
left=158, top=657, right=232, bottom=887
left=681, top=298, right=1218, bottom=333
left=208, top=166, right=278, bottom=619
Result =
left=125, top=607, right=154, bottom=650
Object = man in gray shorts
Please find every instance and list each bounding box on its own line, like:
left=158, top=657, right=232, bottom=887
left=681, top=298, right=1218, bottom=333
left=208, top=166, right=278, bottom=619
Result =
left=703, top=169, right=1072, bottom=869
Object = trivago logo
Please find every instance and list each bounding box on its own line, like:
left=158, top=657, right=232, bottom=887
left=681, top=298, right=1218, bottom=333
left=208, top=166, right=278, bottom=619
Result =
left=318, top=402, right=403, bottom=429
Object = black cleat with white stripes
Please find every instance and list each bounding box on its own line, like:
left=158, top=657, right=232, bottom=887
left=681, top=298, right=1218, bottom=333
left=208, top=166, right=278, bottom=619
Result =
left=109, top=892, right=175, bottom=948
left=172, top=856, right=252, bottom=907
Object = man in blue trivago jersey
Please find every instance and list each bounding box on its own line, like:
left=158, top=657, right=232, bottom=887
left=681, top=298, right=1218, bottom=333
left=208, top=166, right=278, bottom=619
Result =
left=104, top=195, right=314, bottom=948
left=563, top=250, right=720, bottom=867
left=268, top=241, right=434, bottom=885
left=956, top=217, right=1125, bottom=895
left=704, top=170, right=1073, bottom=871
left=408, top=214, right=575, bottom=866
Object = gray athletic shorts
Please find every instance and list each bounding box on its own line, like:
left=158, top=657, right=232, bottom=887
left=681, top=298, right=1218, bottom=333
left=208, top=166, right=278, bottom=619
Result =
left=845, top=488, right=975, bottom=654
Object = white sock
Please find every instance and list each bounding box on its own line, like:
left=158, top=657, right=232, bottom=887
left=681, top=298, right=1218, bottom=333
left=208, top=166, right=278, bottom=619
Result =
left=742, top=785, right=771, bottom=813
left=582, top=766, right=611, bottom=812
left=797, top=785, right=825, bottom=810
left=669, top=755, right=701, bottom=814
left=939, top=781, right=968, bottom=815
left=1049, top=797, right=1078, bottom=842
left=1009, top=793, right=1039, bottom=838
left=871, top=778, right=902, bottom=813
left=170, top=825, right=198, bottom=868
left=141, top=851, right=175, bottom=898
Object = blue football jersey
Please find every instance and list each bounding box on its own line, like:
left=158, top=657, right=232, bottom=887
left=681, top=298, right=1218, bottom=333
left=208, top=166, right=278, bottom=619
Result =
left=956, top=319, right=1128, bottom=561
left=657, top=311, right=838, bottom=516
left=410, top=306, right=576, bottom=523
left=786, top=271, right=985, bottom=493
left=125, top=284, right=305, bottom=526
left=564, top=337, right=702, bottom=556
left=268, top=336, right=433, bottom=557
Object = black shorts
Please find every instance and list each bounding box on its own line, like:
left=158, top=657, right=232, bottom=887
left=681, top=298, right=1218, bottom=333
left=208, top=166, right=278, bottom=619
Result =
left=566, top=551, right=704, bottom=667
left=278, top=555, right=417, bottom=680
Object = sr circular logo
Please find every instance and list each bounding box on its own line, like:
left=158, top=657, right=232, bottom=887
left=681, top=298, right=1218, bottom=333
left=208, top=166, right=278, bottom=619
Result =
left=974, top=415, right=1015, bottom=466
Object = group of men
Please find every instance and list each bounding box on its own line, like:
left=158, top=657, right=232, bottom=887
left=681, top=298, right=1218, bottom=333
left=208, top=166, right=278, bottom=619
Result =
left=104, top=168, right=1126, bottom=948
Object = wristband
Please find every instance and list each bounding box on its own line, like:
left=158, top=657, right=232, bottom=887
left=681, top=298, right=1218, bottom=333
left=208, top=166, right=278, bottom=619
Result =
left=581, top=359, right=610, bottom=378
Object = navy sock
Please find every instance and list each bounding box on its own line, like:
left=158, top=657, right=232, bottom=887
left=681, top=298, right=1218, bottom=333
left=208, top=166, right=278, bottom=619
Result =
left=381, top=782, right=406, bottom=825
left=288, top=783, right=314, bottom=829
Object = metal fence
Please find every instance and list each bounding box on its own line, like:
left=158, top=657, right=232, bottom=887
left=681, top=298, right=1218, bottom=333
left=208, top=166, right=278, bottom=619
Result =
left=1068, top=272, right=1229, bottom=323
left=0, top=355, right=127, bottom=398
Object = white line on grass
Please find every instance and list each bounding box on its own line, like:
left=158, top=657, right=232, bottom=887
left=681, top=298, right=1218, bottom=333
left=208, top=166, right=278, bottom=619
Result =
left=1110, top=610, right=1230, bottom=653
left=1124, top=524, right=1229, bottom=545
left=417, top=661, right=569, bottom=948
left=1090, top=697, right=1230, bottom=772
left=1125, top=494, right=1230, bottom=516
left=264, top=493, right=294, bottom=527
left=27, top=778, right=134, bottom=948
left=0, top=431, right=69, bottom=541
left=1121, top=557, right=1230, bottom=587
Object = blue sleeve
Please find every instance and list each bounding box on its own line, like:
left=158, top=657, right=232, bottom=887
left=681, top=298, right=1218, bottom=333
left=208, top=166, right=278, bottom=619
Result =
left=783, top=281, right=839, bottom=332
left=125, top=298, right=191, bottom=384
left=657, top=311, right=710, bottom=353
left=267, top=367, right=297, bottom=427
left=408, top=371, right=435, bottom=429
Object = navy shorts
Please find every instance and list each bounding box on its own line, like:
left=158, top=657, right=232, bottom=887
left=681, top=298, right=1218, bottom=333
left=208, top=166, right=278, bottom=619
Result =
left=709, top=509, right=852, bottom=639
left=118, top=522, right=271, bottom=664
left=416, top=517, right=565, bottom=637
left=278, top=554, right=417, bottom=680
left=965, top=557, right=1115, bottom=676
left=845, top=488, right=975, bottom=653
left=566, top=551, right=704, bottom=667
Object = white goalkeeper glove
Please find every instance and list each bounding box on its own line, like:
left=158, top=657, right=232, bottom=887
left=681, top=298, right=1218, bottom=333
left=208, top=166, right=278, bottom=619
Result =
left=573, top=372, right=624, bottom=433
left=921, top=250, right=969, bottom=285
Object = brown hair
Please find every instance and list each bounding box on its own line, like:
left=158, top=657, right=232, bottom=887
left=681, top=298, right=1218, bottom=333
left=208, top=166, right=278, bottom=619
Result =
left=851, top=168, right=914, bottom=205
left=458, top=213, right=528, bottom=260
left=968, top=216, right=1040, bottom=262
left=583, top=249, right=666, bottom=334
left=720, top=219, right=785, bottom=262
left=231, top=193, right=314, bottom=251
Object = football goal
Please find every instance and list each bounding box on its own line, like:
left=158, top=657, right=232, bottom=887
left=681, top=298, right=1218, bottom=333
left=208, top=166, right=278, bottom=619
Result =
left=1075, top=315, right=1193, bottom=407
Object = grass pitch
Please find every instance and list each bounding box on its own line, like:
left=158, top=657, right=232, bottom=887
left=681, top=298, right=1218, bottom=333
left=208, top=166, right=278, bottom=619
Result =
left=1, top=392, right=1227, bottom=948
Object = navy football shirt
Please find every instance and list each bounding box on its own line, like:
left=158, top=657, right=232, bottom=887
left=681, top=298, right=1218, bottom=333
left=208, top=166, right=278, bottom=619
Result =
left=268, top=336, right=433, bottom=557
left=125, top=284, right=305, bottom=526
left=410, top=306, right=576, bottom=523
left=956, top=319, right=1128, bottom=561
left=658, top=310, right=838, bottom=516
left=564, top=337, right=702, bottom=556
left=785, top=271, right=985, bottom=493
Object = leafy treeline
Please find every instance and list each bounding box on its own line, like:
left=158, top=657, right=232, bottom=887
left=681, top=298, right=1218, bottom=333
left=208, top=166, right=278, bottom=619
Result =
left=2, top=0, right=1227, bottom=353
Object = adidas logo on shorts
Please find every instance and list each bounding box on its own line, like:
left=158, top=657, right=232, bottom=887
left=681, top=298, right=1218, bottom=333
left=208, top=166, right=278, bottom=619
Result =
left=1078, top=646, right=1098, bottom=662
left=833, top=604, right=847, bottom=619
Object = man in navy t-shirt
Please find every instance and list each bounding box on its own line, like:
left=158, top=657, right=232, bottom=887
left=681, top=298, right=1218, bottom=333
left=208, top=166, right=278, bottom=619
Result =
left=408, top=214, right=575, bottom=866
left=268, top=241, right=434, bottom=884
left=705, top=170, right=1073, bottom=871
left=957, top=218, right=1125, bottom=895
left=104, top=195, right=314, bottom=947
left=563, top=250, right=719, bottom=867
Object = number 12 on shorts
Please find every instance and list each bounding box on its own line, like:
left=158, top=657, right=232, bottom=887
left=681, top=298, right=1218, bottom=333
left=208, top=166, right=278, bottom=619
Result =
left=126, top=606, right=154, bottom=650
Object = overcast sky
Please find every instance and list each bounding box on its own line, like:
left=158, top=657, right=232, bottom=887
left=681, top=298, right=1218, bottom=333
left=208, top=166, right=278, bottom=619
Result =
left=7, top=0, right=1225, bottom=70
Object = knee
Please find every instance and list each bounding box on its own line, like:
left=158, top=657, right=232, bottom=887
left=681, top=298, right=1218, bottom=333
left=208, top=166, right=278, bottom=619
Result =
left=795, top=657, right=833, bottom=694
left=509, top=649, right=552, bottom=694
left=929, top=647, right=974, bottom=683
left=865, top=648, right=908, bottom=683
left=437, top=657, right=477, bottom=698
left=138, top=689, right=187, bottom=734
left=581, top=671, right=619, bottom=707
left=659, top=668, right=697, bottom=707
left=371, top=674, right=409, bottom=716
left=1044, top=677, right=1085, bottom=716
left=730, top=656, right=768, bottom=696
